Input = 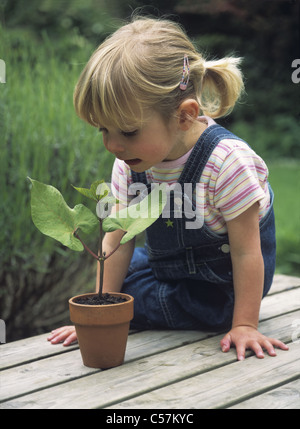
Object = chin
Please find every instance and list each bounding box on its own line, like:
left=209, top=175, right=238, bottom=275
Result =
left=130, top=164, right=146, bottom=173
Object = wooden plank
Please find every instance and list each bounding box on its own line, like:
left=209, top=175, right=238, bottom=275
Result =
left=0, top=329, right=135, bottom=370
left=0, top=333, right=78, bottom=370
left=259, top=286, right=300, bottom=321
left=0, top=277, right=298, bottom=408
left=0, top=329, right=211, bottom=404
left=229, top=378, right=300, bottom=409
left=107, top=342, right=299, bottom=409
left=270, top=275, right=300, bottom=294
left=0, top=349, right=98, bottom=403
left=1, top=310, right=297, bottom=409
left=123, top=329, right=218, bottom=361
left=1, top=275, right=297, bottom=371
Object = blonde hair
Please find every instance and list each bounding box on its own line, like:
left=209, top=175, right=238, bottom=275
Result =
left=74, top=16, right=244, bottom=129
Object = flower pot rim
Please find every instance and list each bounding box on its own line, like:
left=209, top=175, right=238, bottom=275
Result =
left=69, top=292, right=134, bottom=309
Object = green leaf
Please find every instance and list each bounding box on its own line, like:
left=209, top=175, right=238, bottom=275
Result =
left=91, top=180, right=110, bottom=200
left=102, top=184, right=167, bottom=244
left=72, top=186, right=95, bottom=201
left=73, top=180, right=111, bottom=202
left=29, top=178, right=98, bottom=251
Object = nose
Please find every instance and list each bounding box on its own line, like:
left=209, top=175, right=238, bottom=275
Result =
left=103, top=135, right=125, bottom=156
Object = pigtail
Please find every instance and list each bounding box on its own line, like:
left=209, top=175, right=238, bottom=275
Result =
left=199, top=57, right=244, bottom=118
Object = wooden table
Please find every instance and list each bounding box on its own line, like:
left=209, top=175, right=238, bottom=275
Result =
left=1, top=274, right=299, bottom=410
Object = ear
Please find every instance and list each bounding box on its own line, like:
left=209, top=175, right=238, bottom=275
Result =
left=177, top=99, right=200, bottom=131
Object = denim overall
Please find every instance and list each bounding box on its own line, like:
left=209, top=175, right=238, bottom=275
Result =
left=122, top=124, right=276, bottom=331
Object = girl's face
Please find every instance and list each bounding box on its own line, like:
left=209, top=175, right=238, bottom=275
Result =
left=100, top=111, right=185, bottom=172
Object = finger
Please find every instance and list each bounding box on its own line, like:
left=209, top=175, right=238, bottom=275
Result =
left=236, top=343, right=246, bottom=361
left=47, top=326, right=71, bottom=339
left=50, top=328, right=74, bottom=344
left=262, top=339, right=277, bottom=357
left=63, top=332, right=77, bottom=346
left=47, top=329, right=61, bottom=341
left=251, top=342, right=265, bottom=359
left=220, top=334, right=231, bottom=352
left=47, top=332, right=61, bottom=342
left=270, top=338, right=289, bottom=351
left=49, top=332, right=66, bottom=344
left=47, top=326, right=74, bottom=341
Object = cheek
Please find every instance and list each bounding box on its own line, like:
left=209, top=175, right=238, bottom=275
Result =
left=137, top=142, right=162, bottom=159
left=101, top=135, right=108, bottom=148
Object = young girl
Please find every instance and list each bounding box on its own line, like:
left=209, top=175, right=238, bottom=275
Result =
left=48, top=16, right=288, bottom=360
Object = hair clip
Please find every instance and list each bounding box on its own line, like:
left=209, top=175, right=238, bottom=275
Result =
left=179, top=55, right=190, bottom=91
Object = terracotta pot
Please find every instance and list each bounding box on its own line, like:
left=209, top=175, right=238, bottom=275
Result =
left=69, top=292, right=134, bottom=369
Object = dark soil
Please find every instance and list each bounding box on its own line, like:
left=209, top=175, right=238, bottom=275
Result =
left=74, top=293, right=127, bottom=306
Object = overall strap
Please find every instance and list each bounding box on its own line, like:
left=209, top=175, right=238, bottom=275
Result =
left=178, top=124, right=243, bottom=186
left=131, top=170, right=148, bottom=185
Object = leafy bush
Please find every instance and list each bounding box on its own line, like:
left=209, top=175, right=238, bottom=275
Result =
left=230, top=116, right=300, bottom=160
left=1, top=0, right=118, bottom=43
left=193, top=25, right=300, bottom=160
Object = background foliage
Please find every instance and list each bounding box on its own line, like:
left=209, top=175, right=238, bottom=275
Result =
left=0, top=0, right=299, bottom=341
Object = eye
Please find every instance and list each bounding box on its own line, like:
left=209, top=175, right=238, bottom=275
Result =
left=121, top=130, right=138, bottom=138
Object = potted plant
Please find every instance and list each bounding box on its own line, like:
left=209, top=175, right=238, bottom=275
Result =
left=28, top=178, right=166, bottom=368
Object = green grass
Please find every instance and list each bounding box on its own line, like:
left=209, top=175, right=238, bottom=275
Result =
left=0, top=25, right=116, bottom=340
left=0, top=25, right=115, bottom=270
left=268, top=160, right=300, bottom=275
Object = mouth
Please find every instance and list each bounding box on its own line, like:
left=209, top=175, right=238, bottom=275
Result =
left=124, top=158, right=142, bottom=166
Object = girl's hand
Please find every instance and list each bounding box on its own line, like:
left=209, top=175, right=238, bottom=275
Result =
left=47, top=326, right=77, bottom=346
left=220, top=326, right=289, bottom=361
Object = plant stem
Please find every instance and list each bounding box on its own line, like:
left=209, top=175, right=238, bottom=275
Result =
left=75, top=225, right=126, bottom=299
left=104, top=232, right=126, bottom=259
left=98, top=219, right=104, bottom=298
left=73, top=231, right=99, bottom=260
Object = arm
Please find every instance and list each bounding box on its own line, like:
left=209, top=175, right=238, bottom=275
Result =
left=229, top=202, right=264, bottom=330
left=96, top=229, right=135, bottom=293
left=220, top=202, right=288, bottom=360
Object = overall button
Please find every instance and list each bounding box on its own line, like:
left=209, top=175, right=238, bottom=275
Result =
left=221, top=244, right=230, bottom=253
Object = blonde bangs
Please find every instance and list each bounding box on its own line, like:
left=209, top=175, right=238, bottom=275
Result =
left=74, top=41, right=145, bottom=130
left=74, top=61, right=139, bottom=130
left=73, top=18, right=185, bottom=130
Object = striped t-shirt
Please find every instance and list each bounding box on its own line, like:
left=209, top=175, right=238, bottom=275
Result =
left=111, top=117, right=270, bottom=234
